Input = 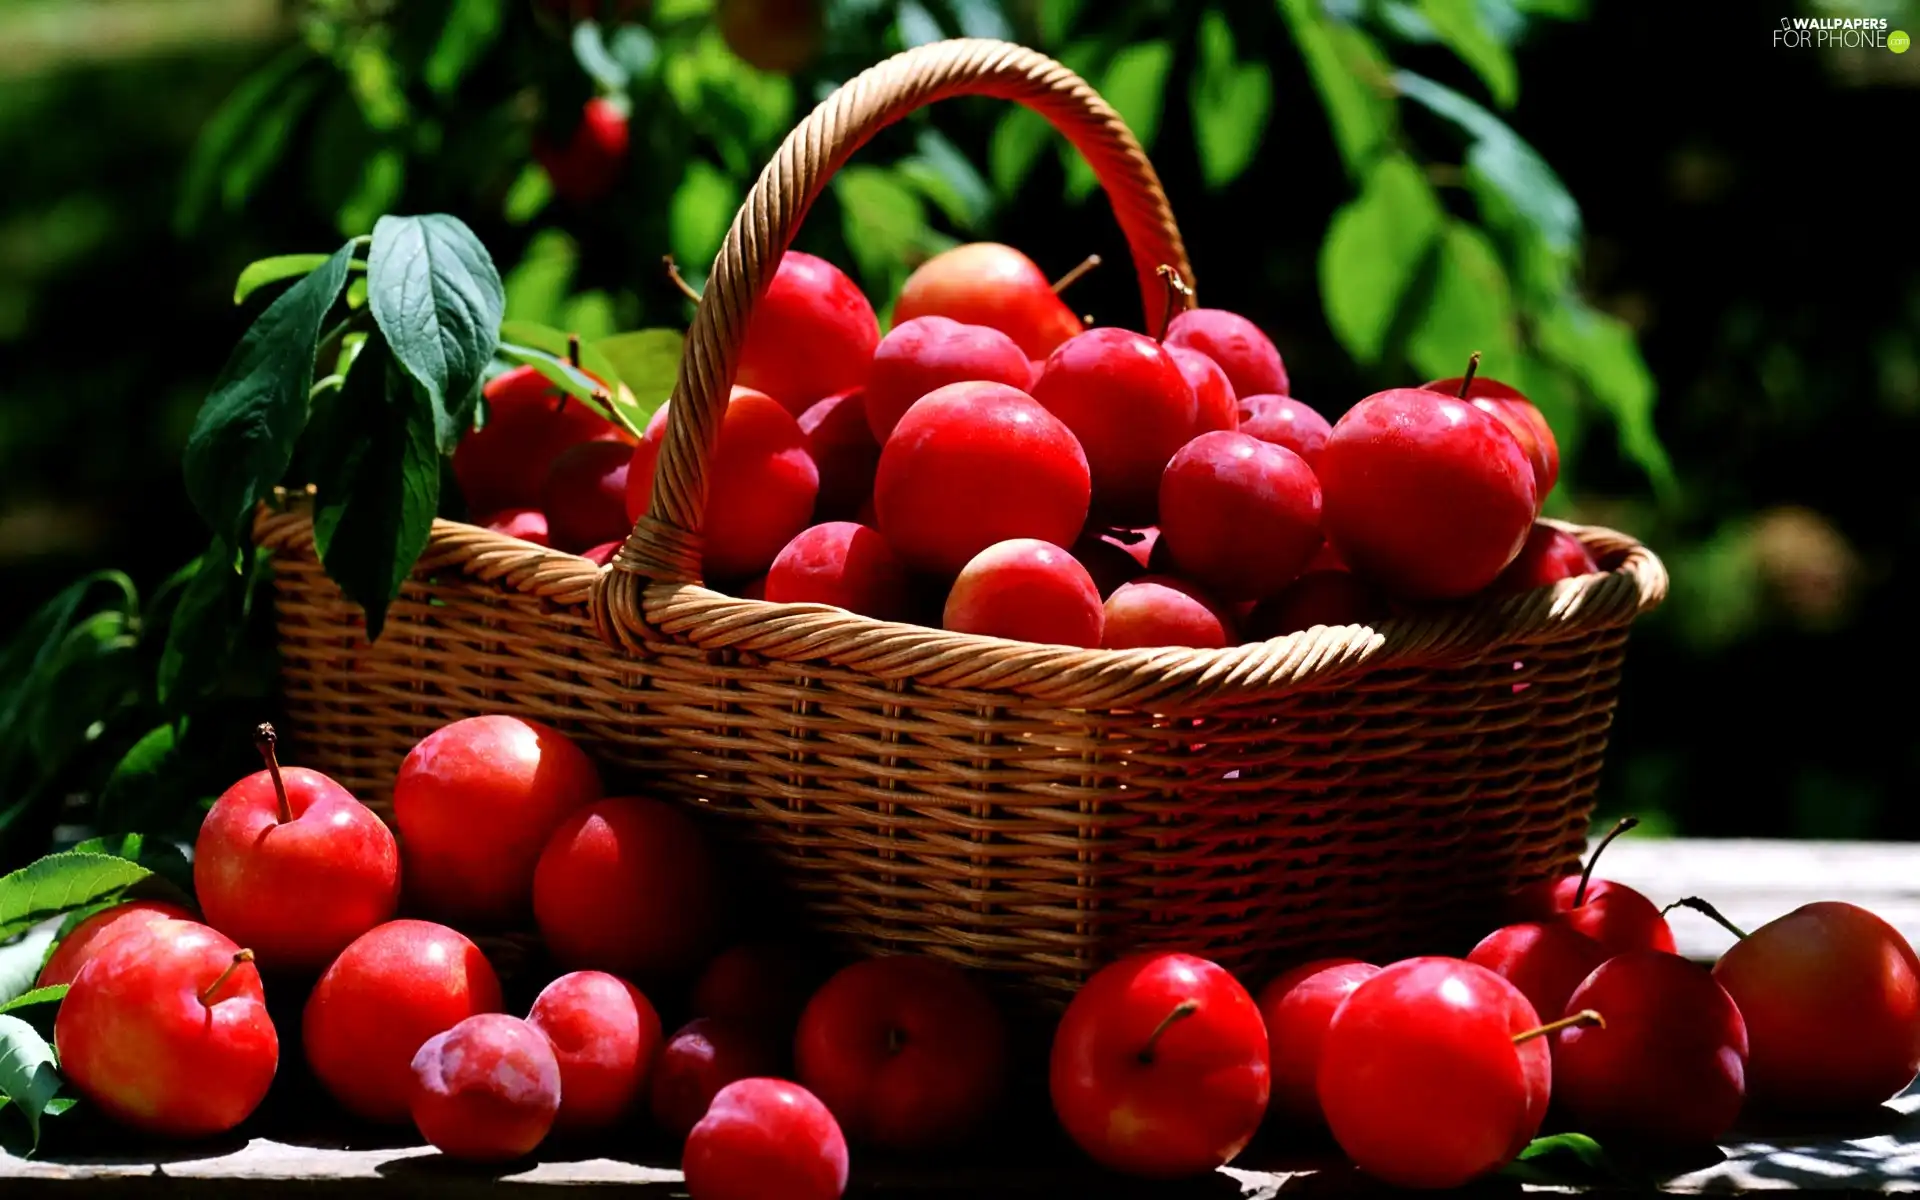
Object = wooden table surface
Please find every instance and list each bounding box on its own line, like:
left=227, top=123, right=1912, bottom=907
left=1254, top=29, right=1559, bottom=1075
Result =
left=6, top=837, right=1919, bottom=1196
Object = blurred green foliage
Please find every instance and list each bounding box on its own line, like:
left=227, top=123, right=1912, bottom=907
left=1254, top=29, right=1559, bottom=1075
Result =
left=1, top=0, right=1918, bottom=865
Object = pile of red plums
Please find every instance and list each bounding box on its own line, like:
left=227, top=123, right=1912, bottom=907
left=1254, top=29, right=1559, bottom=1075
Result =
left=45, top=713, right=1920, bottom=1194
left=454, top=241, right=1593, bottom=649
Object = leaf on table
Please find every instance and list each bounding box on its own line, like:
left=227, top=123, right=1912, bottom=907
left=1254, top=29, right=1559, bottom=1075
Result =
left=0, top=927, right=58, bottom=1009
left=1502, top=1131, right=1634, bottom=1186
left=1416, top=0, right=1519, bottom=107
left=0, top=987, right=65, bottom=1019
left=1406, top=221, right=1520, bottom=380
left=1190, top=10, right=1273, bottom=190
left=594, top=330, right=684, bottom=426
left=1065, top=40, right=1172, bottom=202
left=309, top=332, right=444, bottom=641
left=0, top=855, right=152, bottom=945
left=0, top=1014, right=62, bottom=1151
left=1275, top=0, right=1396, bottom=177
left=369, top=214, right=506, bottom=456
left=1318, top=153, right=1445, bottom=365
left=183, top=243, right=356, bottom=548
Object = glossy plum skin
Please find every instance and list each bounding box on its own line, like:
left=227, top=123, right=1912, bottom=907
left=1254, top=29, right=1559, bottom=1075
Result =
left=1246, top=571, right=1384, bottom=640
left=683, top=1078, right=850, bottom=1200
left=873, top=381, right=1091, bottom=576
left=1423, top=376, right=1561, bottom=505
left=1166, top=345, right=1238, bottom=439
left=410, top=1014, right=563, bottom=1161
left=1159, top=432, right=1322, bottom=603
left=1237, top=394, right=1331, bottom=466
left=303, top=920, right=504, bottom=1124
left=1713, top=901, right=1920, bottom=1113
left=626, top=389, right=821, bottom=581
left=486, top=507, right=551, bottom=546
left=1467, top=921, right=1611, bottom=1028
left=1165, top=309, right=1288, bottom=400
left=1491, top=525, right=1600, bottom=595
left=535, top=97, right=629, bottom=203
left=393, top=715, right=603, bottom=925
left=1102, top=576, right=1235, bottom=649
left=194, top=762, right=399, bottom=972
left=534, top=796, right=719, bottom=980
left=581, top=540, right=621, bottom=567
left=1553, top=951, right=1748, bottom=1146
left=56, top=920, right=277, bottom=1139
left=542, top=440, right=635, bottom=553
left=765, top=522, right=911, bottom=620
left=1318, top=957, right=1548, bottom=1190
left=735, top=251, right=878, bottom=413
left=1514, top=875, right=1678, bottom=958
left=455, top=365, right=630, bottom=519
left=863, top=316, right=1032, bottom=441
left=691, top=943, right=818, bottom=1038
left=1254, top=958, right=1379, bottom=1129
left=1032, top=328, right=1197, bottom=525
left=527, top=971, right=664, bottom=1133
left=795, top=956, right=1007, bottom=1151
left=1318, top=389, right=1537, bottom=600
left=1050, top=952, right=1270, bottom=1179
left=798, top=390, right=880, bottom=522
left=942, top=538, right=1104, bottom=647
left=893, top=242, right=1082, bottom=359
left=651, top=1016, right=786, bottom=1139
left=37, top=899, right=194, bottom=989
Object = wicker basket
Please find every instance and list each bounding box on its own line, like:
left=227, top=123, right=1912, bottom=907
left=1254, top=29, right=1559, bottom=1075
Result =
left=254, top=38, right=1667, bottom=1001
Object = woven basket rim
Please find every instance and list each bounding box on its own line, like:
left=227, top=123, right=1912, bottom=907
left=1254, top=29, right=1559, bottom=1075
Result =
left=255, top=500, right=1666, bottom=708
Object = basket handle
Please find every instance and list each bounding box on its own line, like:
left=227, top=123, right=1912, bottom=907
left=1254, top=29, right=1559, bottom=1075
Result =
left=615, top=38, right=1193, bottom=586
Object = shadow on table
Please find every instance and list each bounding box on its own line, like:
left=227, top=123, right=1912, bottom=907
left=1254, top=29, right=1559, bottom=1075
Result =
left=1680, top=1091, right=1920, bottom=1193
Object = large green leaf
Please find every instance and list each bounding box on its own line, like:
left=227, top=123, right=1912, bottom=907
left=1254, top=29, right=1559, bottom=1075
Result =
left=1406, top=222, right=1520, bottom=381
left=668, top=160, right=741, bottom=277
left=0, top=986, right=63, bottom=1019
left=183, top=244, right=356, bottom=548
left=0, top=1014, right=61, bottom=1150
left=1276, top=0, right=1395, bottom=176
left=310, top=333, right=444, bottom=641
left=494, top=343, right=630, bottom=434
left=0, top=928, right=57, bottom=1008
left=835, top=166, right=941, bottom=300
left=0, top=854, right=152, bottom=943
left=24, top=610, right=141, bottom=771
left=157, top=543, right=269, bottom=712
left=368, top=215, right=506, bottom=455
left=594, top=331, right=685, bottom=424
left=1417, top=0, right=1519, bottom=107
left=1190, top=10, right=1273, bottom=190
left=1318, top=154, right=1445, bottom=364
left=499, top=321, right=625, bottom=393
left=663, top=31, right=794, bottom=177
left=1064, top=41, right=1172, bottom=202
left=234, top=254, right=362, bottom=306
left=1538, top=297, right=1675, bottom=496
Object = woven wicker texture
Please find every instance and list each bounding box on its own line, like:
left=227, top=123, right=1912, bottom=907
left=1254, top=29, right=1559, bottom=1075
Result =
left=257, top=38, right=1669, bottom=1000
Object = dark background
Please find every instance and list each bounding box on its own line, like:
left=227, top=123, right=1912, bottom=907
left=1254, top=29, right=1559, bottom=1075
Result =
left=1, top=0, right=1916, bottom=842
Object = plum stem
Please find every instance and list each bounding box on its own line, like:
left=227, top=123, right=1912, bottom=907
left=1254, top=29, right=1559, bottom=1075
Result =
left=1456, top=351, right=1482, bottom=399
left=566, top=332, right=582, bottom=370
left=254, top=723, right=292, bottom=824
left=1138, top=999, right=1199, bottom=1064
left=1154, top=264, right=1194, bottom=340
left=1574, top=815, right=1640, bottom=909
left=663, top=255, right=703, bottom=303
left=1051, top=254, right=1102, bottom=295
left=200, top=949, right=255, bottom=1006
left=1664, top=896, right=1749, bottom=939
left=1512, top=1008, right=1603, bottom=1044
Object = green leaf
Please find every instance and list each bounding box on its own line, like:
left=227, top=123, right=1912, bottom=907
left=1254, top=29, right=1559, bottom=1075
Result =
left=1318, top=153, right=1445, bottom=364
left=988, top=108, right=1051, bottom=198
left=494, top=343, right=633, bottom=435
left=368, top=215, right=507, bottom=456
left=1064, top=41, right=1172, bottom=202
left=899, top=128, right=993, bottom=232
left=176, top=48, right=313, bottom=235
left=572, top=19, right=631, bottom=91
left=502, top=229, right=579, bottom=326
left=309, top=332, right=444, bottom=641
left=220, top=74, right=326, bottom=216
left=0, top=928, right=57, bottom=1008
left=183, top=243, right=356, bottom=547
left=1034, top=0, right=1084, bottom=44
left=499, top=321, right=625, bottom=391
left=346, top=38, right=410, bottom=132
left=0, top=988, right=65, bottom=1018
left=0, top=1014, right=61, bottom=1150
left=895, top=0, right=944, bottom=46
left=1502, top=1131, right=1633, bottom=1186
left=1406, top=222, right=1519, bottom=380
left=835, top=166, right=938, bottom=299
left=1276, top=0, right=1395, bottom=176
left=1190, top=10, right=1273, bottom=190
left=503, top=162, right=554, bottom=226
left=663, top=32, right=794, bottom=177
left=235, top=254, right=346, bottom=306
left=669, top=160, right=741, bottom=276
left=1416, top=0, right=1519, bottom=107
left=594, top=330, right=684, bottom=424
left=947, top=0, right=1013, bottom=39
left=336, top=147, right=408, bottom=240
left=0, top=854, right=153, bottom=943
left=157, top=542, right=267, bottom=712
left=24, top=610, right=141, bottom=771
left=1537, top=297, right=1675, bottom=497
left=1393, top=71, right=1580, bottom=257
left=424, top=0, right=505, bottom=95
